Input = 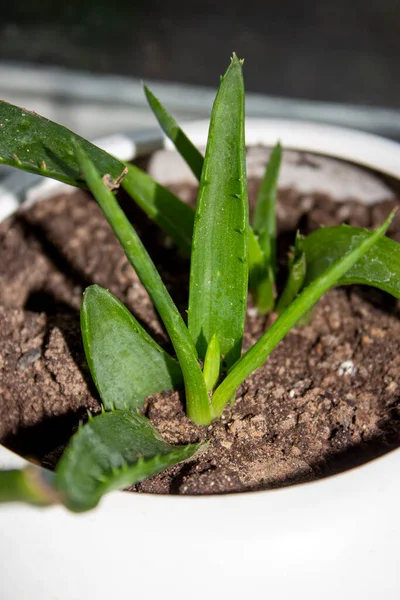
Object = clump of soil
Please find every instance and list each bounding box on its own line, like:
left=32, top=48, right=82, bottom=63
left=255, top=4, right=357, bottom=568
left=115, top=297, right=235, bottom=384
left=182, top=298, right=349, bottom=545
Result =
left=0, top=176, right=399, bottom=493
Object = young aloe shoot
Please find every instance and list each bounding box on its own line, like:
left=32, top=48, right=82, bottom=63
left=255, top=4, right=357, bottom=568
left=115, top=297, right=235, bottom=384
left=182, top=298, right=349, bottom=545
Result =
left=1, top=56, right=400, bottom=513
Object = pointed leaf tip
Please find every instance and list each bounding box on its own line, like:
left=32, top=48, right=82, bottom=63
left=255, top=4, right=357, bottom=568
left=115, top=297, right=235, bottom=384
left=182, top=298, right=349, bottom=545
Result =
left=230, top=53, right=244, bottom=66
left=143, top=83, right=204, bottom=181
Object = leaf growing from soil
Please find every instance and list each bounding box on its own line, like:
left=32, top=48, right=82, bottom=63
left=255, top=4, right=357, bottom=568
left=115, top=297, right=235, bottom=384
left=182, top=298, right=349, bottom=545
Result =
left=75, top=142, right=212, bottom=425
left=55, top=410, right=202, bottom=512
left=188, top=55, right=249, bottom=370
left=143, top=84, right=204, bottom=180
left=302, top=225, right=400, bottom=299
left=211, top=212, right=395, bottom=417
left=81, top=285, right=183, bottom=410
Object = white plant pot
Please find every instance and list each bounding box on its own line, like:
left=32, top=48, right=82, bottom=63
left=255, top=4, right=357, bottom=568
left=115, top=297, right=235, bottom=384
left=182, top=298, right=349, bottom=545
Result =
left=1, top=119, right=400, bottom=600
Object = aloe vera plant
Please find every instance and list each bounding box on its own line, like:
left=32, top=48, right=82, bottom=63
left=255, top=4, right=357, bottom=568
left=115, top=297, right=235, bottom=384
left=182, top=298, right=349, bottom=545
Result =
left=0, top=55, right=399, bottom=512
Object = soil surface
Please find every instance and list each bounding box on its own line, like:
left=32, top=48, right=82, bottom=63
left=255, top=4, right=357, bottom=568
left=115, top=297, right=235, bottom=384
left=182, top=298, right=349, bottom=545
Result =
left=1, top=175, right=400, bottom=494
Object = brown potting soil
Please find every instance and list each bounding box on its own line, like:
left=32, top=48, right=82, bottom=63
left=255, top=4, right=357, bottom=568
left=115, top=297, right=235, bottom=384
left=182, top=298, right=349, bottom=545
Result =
left=0, top=174, right=399, bottom=494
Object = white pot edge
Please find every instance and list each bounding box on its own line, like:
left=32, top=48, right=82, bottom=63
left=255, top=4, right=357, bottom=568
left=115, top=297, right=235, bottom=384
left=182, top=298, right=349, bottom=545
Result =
left=183, top=118, right=400, bottom=180
left=1, top=118, right=400, bottom=600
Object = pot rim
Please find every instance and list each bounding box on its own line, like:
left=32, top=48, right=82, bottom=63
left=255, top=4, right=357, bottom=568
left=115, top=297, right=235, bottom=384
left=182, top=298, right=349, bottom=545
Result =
left=180, top=118, right=400, bottom=180
left=1, top=116, right=399, bottom=504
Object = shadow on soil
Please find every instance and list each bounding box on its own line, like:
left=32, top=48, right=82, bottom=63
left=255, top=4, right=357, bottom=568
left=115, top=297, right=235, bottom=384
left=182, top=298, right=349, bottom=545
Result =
left=2, top=409, right=96, bottom=469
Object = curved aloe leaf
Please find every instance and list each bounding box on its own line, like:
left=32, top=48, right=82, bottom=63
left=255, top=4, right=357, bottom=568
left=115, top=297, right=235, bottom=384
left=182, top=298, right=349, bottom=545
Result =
left=55, top=410, right=202, bottom=512
left=0, top=101, right=124, bottom=185
left=81, top=285, right=183, bottom=411
left=188, top=55, right=249, bottom=370
left=75, top=143, right=212, bottom=425
left=143, top=84, right=204, bottom=180
left=303, top=224, right=400, bottom=298
left=211, top=212, right=395, bottom=417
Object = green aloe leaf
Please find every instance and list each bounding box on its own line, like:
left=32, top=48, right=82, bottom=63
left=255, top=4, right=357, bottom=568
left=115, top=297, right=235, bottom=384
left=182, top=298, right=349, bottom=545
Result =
left=188, top=55, right=249, bottom=370
left=143, top=84, right=204, bottom=180
left=211, top=212, right=395, bottom=417
left=81, top=285, right=183, bottom=411
left=55, top=410, right=202, bottom=512
left=0, top=101, right=124, bottom=185
left=302, top=224, right=400, bottom=298
left=75, top=143, right=212, bottom=425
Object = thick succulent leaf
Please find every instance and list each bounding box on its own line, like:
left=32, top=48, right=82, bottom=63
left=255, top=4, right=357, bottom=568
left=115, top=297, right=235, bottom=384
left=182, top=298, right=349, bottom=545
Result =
left=212, top=213, right=394, bottom=417
left=143, top=84, right=204, bottom=180
left=81, top=285, right=183, bottom=410
left=0, top=101, right=124, bottom=185
left=303, top=225, right=400, bottom=298
left=55, top=410, right=202, bottom=512
left=188, top=55, right=249, bottom=369
left=75, top=143, right=212, bottom=425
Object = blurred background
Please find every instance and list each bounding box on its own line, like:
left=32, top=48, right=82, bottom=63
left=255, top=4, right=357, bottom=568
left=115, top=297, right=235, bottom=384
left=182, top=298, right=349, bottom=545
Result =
left=1, top=0, right=400, bottom=138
